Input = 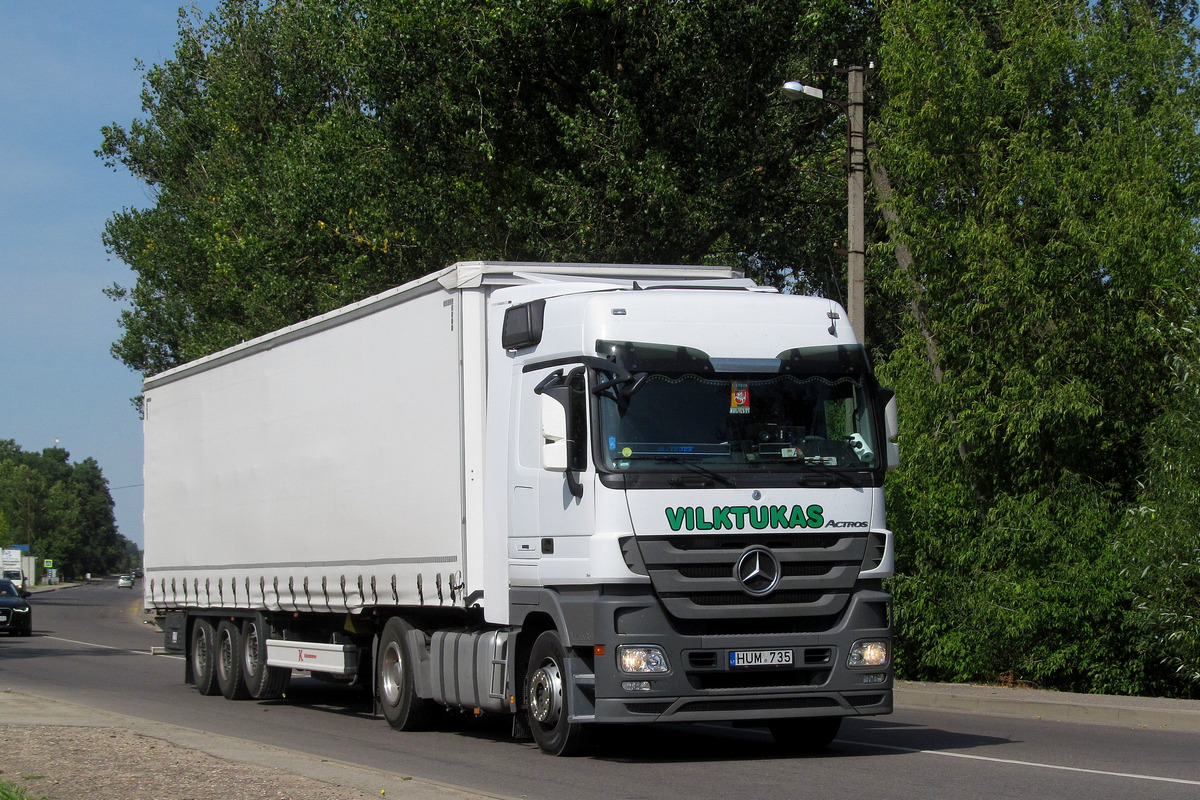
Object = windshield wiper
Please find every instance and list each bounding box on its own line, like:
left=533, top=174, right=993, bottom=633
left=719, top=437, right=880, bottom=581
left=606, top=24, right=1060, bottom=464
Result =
left=652, top=456, right=737, bottom=487
left=793, top=464, right=861, bottom=488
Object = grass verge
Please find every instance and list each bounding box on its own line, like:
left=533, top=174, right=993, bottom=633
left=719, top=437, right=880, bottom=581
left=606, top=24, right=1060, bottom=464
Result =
left=0, top=779, right=45, bottom=800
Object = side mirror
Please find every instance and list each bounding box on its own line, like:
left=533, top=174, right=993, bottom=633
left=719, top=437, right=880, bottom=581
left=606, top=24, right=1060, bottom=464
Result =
left=884, top=391, right=900, bottom=469
left=536, top=369, right=585, bottom=499
left=541, top=392, right=569, bottom=472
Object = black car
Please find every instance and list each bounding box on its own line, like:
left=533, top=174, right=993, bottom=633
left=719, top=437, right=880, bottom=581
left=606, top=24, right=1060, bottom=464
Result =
left=0, top=578, right=32, bottom=636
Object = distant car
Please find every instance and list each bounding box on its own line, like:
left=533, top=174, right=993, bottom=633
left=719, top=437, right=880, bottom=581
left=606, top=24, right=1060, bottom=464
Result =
left=130, top=567, right=143, bottom=578
left=118, top=575, right=134, bottom=588
left=0, top=578, right=32, bottom=636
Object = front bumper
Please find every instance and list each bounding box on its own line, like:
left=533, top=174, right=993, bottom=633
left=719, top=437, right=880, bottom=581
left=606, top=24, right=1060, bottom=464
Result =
left=570, top=585, right=893, bottom=724
left=0, top=606, right=32, bottom=633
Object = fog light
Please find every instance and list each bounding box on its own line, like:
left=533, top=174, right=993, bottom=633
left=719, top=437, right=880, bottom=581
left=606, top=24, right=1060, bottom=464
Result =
left=848, top=640, right=889, bottom=668
left=617, top=644, right=670, bottom=674
left=861, top=672, right=887, bottom=684
left=622, top=680, right=652, bottom=691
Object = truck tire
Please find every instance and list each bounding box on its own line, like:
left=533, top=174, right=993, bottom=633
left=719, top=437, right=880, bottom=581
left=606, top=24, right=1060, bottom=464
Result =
left=191, top=619, right=220, bottom=696
left=376, top=617, right=442, bottom=731
left=216, top=620, right=251, bottom=700
left=769, top=717, right=842, bottom=752
left=240, top=616, right=290, bottom=700
left=525, top=630, right=593, bottom=756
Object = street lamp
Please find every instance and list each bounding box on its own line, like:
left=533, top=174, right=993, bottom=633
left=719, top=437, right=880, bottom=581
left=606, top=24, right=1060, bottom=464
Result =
left=783, top=64, right=868, bottom=343
left=781, top=81, right=825, bottom=102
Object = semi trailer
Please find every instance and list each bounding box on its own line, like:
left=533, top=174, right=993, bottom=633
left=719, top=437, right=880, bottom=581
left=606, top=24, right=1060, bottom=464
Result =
left=144, top=261, right=898, bottom=755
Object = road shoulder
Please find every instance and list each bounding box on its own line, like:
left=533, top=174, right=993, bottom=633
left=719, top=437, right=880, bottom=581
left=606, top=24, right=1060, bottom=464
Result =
left=0, top=689, right=502, bottom=800
left=896, top=680, right=1200, bottom=731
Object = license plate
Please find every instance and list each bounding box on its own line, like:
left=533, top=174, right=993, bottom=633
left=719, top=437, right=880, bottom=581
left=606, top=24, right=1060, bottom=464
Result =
left=729, top=648, right=793, bottom=667
left=0, top=611, right=8, bottom=623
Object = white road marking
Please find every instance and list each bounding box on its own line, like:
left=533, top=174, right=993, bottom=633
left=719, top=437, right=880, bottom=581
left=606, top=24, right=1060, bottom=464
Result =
left=40, top=635, right=184, bottom=660
left=848, top=740, right=1200, bottom=787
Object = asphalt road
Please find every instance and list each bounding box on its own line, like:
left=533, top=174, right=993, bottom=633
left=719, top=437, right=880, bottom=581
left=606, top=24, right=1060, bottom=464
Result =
left=3, top=581, right=1199, bottom=800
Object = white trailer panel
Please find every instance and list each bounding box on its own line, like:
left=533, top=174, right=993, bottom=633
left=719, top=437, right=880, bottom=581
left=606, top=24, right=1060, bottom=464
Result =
left=144, top=276, right=469, bottom=613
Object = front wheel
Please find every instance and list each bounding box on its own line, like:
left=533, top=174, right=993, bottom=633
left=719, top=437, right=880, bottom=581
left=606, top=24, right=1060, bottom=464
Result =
left=376, top=617, right=442, bottom=731
left=525, top=630, right=593, bottom=756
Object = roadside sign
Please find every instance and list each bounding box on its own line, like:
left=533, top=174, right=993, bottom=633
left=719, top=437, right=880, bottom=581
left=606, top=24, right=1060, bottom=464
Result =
left=44, top=559, right=53, bottom=568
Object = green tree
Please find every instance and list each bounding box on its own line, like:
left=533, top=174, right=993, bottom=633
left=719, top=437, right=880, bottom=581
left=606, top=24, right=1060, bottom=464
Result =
left=100, top=0, right=877, bottom=375
left=1120, top=299, right=1200, bottom=695
left=70, top=458, right=122, bottom=576
left=120, top=539, right=144, bottom=574
left=0, top=441, right=131, bottom=580
left=0, top=460, right=50, bottom=553
left=874, top=0, right=1200, bottom=691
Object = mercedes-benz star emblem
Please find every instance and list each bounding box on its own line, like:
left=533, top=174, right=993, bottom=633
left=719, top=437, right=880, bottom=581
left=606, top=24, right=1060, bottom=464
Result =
left=735, top=546, right=781, bottom=596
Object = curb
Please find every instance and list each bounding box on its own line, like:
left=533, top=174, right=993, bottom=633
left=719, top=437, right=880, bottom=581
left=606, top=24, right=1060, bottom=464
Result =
left=895, top=680, right=1200, bottom=732
left=25, top=582, right=86, bottom=593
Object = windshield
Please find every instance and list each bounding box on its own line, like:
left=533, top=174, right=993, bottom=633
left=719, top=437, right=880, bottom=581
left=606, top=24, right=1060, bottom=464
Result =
left=596, top=341, right=884, bottom=477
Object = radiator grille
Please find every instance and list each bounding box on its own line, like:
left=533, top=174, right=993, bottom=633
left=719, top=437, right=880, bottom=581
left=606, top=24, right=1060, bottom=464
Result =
left=635, top=532, right=868, bottom=625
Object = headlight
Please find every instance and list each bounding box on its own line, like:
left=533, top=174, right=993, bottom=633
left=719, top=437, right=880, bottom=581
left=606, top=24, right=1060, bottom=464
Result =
left=847, top=640, right=889, bottom=668
left=616, top=645, right=670, bottom=674
left=12, top=605, right=29, bottom=614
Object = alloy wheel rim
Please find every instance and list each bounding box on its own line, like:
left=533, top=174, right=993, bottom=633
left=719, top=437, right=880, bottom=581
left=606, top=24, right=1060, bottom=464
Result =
left=381, top=641, right=403, bottom=706
left=529, top=660, right=563, bottom=725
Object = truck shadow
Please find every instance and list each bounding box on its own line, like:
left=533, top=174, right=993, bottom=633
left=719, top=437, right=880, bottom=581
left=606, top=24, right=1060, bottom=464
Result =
left=264, top=676, right=376, bottom=720
left=577, top=718, right=1011, bottom=764
left=424, top=715, right=1013, bottom=764
left=255, top=678, right=1015, bottom=764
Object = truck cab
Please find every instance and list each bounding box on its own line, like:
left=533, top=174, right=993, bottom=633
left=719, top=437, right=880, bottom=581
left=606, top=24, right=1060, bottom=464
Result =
left=485, top=279, right=897, bottom=753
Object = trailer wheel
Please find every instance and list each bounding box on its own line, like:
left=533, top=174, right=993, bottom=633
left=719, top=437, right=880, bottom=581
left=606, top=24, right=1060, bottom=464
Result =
left=376, top=617, right=442, bottom=731
left=525, top=630, right=593, bottom=756
left=241, top=616, right=290, bottom=700
left=768, top=717, right=842, bottom=752
left=216, top=620, right=251, bottom=700
left=191, top=619, right=220, bottom=696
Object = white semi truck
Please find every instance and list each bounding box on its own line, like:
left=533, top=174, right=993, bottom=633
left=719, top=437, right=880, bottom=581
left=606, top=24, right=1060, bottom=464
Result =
left=144, top=261, right=898, bottom=755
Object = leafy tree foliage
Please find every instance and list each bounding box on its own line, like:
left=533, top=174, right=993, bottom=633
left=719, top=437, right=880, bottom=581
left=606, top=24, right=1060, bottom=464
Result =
left=1120, top=299, right=1200, bottom=693
left=100, top=0, right=877, bottom=374
left=874, top=0, right=1200, bottom=693
left=0, top=441, right=135, bottom=580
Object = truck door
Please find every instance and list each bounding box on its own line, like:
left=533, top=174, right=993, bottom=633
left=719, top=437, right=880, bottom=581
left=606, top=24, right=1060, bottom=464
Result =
left=509, top=366, right=595, bottom=588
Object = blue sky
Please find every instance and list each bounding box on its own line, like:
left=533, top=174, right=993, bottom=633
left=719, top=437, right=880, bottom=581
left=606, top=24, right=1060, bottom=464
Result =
left=1, top=2, right=215, bottom=548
